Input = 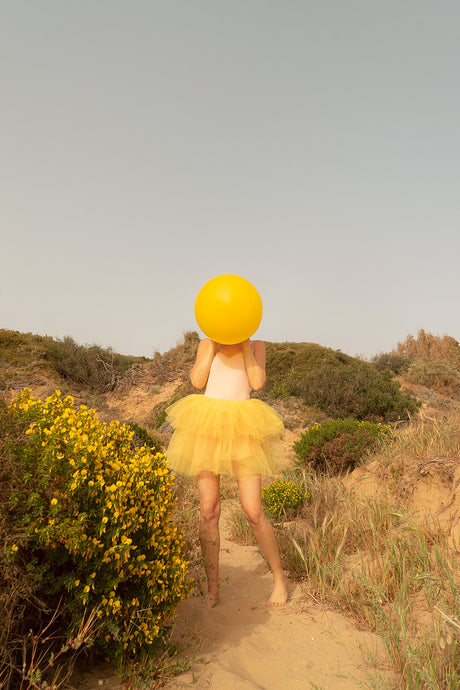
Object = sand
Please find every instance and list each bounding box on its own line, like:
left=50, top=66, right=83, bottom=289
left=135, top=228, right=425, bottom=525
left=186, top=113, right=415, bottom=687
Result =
left=70, top=501, right=389, bottom=690
left=162, top=503, right=389, bottom=689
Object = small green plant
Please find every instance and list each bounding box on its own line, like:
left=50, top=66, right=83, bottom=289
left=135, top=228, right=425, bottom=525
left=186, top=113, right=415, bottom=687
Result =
left=294, top=418, right=392, bottom=475
left=261, top=478, right=308, bottom=519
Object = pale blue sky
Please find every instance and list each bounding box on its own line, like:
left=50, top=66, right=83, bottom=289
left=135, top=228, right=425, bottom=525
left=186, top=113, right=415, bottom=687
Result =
left=1, top=1, right=459, bottom=358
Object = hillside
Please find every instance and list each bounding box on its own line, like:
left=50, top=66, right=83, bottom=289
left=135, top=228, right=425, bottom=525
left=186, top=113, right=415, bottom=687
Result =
left=1, top=328, right=459, bottom=688
left=2, top=327, right=459, bottom=530
left=0, top=327, right=425, bottom=422
left=1, top=327, right=458, bottom=434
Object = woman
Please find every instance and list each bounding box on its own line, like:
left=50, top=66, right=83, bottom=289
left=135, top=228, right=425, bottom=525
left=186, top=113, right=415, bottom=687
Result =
left=166, top=338, right=288, bottom=607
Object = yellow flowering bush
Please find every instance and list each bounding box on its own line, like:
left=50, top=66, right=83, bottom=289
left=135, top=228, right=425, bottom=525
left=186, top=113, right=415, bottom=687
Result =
left=4, top=389, right=192, bottom=662
left=261, top=479, right=308, bottom=520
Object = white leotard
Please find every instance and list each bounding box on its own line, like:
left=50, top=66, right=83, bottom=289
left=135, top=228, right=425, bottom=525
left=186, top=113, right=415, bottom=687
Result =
left=205, top=351, right=251, bottom=401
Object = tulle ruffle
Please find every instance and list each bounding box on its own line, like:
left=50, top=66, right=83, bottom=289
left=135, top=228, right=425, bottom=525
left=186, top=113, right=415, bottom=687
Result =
left=165, top=394, right=286, bottom=478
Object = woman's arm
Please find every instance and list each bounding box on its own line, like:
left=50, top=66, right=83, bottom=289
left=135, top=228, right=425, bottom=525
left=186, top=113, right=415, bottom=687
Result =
left=190, top=338, right=218, bottom=389
left=241, top=339, right=267, bottom=391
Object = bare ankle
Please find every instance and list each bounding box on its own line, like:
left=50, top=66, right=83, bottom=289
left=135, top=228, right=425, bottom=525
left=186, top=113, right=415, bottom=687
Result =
left=204, top=588, right=220, bottom=608
left=266, top=573, right=288, bottom=608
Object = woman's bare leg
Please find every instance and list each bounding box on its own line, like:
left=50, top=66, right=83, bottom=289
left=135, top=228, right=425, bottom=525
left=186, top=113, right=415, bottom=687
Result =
left=237, top=476, right=288, bottom=606
left=197, top=470, right=221, bottom=607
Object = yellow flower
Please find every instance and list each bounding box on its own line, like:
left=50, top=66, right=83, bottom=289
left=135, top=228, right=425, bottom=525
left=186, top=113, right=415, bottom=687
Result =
left=11, top=544, right=18, bottom=552
left=51, top=498, right=58, bottom=506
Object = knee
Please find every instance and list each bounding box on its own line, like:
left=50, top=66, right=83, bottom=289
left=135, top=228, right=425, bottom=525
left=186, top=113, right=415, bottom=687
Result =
left=200, top=500, right=221, bottom=526
left=242, top=504, right=264, bottom=527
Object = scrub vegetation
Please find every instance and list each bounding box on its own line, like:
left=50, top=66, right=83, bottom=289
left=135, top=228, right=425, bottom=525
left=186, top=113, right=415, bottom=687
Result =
left=1, top=327, right=459, bottom=688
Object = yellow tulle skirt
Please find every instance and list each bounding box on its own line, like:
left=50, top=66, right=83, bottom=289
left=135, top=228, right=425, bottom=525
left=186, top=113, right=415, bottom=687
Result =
left=165, top=394, right=287, bottom=478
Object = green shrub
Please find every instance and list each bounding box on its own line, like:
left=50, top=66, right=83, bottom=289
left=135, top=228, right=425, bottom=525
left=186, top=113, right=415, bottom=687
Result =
left=261, top=479, right=308, bottom=519
left=405, top=360, right=460, bottom=400
left=293, top=418, right=392, bottom=475
left=371, top=353, right=411, bottom=375
left=45, top=336, right=141, bottom=393
left=299, top=362, right=419, bottom=421
left=1, top=390, right=192, bottom=682
left=265, top=342, right=354, bottom=395
left=269, top=355, right=419, bottom=422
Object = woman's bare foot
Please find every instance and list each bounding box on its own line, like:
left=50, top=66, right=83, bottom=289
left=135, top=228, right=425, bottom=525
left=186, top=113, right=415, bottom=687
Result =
left=203, top=590, right=220, bottom=608
left=265, top=574, right=288, bottom=608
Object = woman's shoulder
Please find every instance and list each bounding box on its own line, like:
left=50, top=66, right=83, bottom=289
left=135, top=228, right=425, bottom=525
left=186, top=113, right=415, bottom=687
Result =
left=197, top=337, right=216, bottom=350
left=250, top=339, right=265, bottom=351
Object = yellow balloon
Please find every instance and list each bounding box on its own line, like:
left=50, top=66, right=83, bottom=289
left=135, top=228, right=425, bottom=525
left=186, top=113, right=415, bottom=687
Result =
left=194, top=274, right=263, bottom=344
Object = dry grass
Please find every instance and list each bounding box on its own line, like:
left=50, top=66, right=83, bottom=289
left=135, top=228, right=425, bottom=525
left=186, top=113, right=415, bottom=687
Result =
left=228, top=410, right=460, bottom=688
left=374, top=408, right=460, bottom=516
left=285, top=483, right=458, bottom=688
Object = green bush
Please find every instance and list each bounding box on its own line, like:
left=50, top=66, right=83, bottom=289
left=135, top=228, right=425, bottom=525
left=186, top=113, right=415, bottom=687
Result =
left=45, top=336, right=141, bottom=393
left=1, top=390, right=192, bottom=683
left=405, top=360, right=460, bottom=400
left=265, top=342, right=354, bottom=395
left=299, top=362, right=419, bottom=421
left=261, top=479, right=308, bottom=519
left=371, top=353, right=411, bottom=375
left=293, top=418, right=392, bottom=475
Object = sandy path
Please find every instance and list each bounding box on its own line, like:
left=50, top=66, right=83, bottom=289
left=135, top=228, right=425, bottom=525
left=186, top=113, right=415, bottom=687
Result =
left=163, top=503, right=389, bottom=690
left=69, top=502, right=389, bottom=689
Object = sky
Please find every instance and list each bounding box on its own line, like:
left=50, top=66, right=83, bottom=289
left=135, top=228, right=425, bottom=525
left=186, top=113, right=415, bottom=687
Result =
left=1, top=1, right=459, bottom=360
